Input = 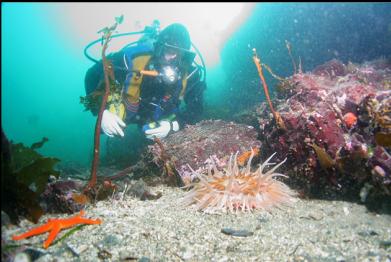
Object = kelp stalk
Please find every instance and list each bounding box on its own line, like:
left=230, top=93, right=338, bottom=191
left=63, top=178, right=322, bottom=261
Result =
left=85, top=24, right=118, bottom=191
left=252, top=48, right=286, bottom=130
left=285, top=40, right=297, bottom=75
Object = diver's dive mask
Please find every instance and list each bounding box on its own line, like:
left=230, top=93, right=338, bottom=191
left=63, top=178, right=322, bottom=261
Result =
left=157, top=43, right=196, bottom=68
left=155, top=43, right=195, bottom=85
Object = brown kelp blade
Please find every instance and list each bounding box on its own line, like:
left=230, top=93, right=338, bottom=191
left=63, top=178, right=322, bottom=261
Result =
left=310, top=143, right=335, bottom=169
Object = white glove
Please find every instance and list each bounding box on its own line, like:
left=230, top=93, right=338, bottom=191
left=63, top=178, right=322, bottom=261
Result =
left=144, top=120, right=179, bottom=140
left=101, top=109, right=126, bottom=137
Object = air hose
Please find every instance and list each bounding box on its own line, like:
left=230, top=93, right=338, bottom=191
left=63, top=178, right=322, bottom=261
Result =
left=84, top=27, right=207, bottom=81
left=191, top=42, right=207, bottom=82
left=84, top=30, right=146, bottom=63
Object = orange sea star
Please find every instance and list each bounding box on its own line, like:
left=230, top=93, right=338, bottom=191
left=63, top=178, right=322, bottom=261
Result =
left=12, top=210, right=102, bottom=249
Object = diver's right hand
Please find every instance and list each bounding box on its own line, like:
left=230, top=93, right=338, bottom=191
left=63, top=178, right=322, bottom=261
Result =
left=101, top=110, right=126, bottom=137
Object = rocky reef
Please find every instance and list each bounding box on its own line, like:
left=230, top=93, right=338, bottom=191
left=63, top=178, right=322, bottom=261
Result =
left=235, top=58, right=390, bottom=204
left=23, top=59, right=391, bottom=219
left=149, top=120, right=262, bottom=185
left=40, top=179, right=87, bottom=214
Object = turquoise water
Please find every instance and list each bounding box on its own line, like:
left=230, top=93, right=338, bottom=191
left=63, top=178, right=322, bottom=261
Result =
left=220, top=3, right=391, bottom=111
left=2, top=3, right=95, bottom=165
left=2, top=3, right=390, bottom=166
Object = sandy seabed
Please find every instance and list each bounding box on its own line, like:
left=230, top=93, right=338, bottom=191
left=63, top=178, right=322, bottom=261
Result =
left=3, top=185, right=391, bottom=262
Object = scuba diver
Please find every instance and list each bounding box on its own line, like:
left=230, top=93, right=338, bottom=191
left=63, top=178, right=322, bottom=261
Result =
left=84, top=22, right=206, bottom=139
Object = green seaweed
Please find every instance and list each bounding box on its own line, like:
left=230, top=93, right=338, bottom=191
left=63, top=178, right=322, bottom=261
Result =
left=30, top=137, right=49, bottom=150
left=10, top=141, right=60, bottom=195
left=80, top=77, right=122, bottom=114
left=80, top=90, right=104, bottom=113
left=1, top=244, right=26, bottom=255
left=10, top=142, right=42, bottom=170
left=1, top=131, right=61, bottom=224
left=52, top=224, right=85, bottom=246
left=15, top=157, right=60, bottom=194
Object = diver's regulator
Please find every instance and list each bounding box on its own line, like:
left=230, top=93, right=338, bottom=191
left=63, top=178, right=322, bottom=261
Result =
left=133, top=64, right=189, bottom=85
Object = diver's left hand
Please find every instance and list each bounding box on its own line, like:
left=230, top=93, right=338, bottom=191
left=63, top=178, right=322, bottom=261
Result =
left=144, top=120, right=179, bottom=140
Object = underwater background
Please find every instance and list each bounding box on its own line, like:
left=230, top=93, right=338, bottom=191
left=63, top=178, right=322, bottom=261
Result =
left=2, top=2, right=391, bottom=167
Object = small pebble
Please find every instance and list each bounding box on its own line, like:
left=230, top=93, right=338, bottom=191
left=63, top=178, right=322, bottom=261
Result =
left=372, top=166, right=386, bottom=177
left=335, top=256, right=346, bottom=262
left=379, top=240, right=391, bottom=249
left=119, top=252, right=139, bottom=261
left=357, top=230, right=379, bottom=237
left=13, top=252, right=31, bottom=262
left=98, top=249, right=112, bottom=259
left=221, top=228, right=254, bottom=237
left=138, top=257, right=151, bottom=262
left=66, top=243, right=89, bottom=256
left=308, top=212, right=323, bottom=221
left=181, top=249, right=194, bottom=260
left=101, top=234, right=121, bottom=247
left=34, top=254, right=57, bottom=262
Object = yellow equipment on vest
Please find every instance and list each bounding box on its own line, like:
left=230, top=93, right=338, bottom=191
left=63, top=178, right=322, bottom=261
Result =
left=107, top=54, right=188, bottom=121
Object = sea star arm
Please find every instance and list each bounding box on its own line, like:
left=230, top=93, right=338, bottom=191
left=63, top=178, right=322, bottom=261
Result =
left=74, top=217, right=102, bottom=225
left=43, top=213, right=101, bottom=248
left=12, top=210, right=102, bottom=249
left=12, top=222, right=53, bottom=241
left=59, top=214, right=102, bottom=229
left=43, top=224, right=61, bottom=249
